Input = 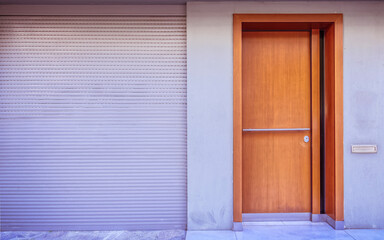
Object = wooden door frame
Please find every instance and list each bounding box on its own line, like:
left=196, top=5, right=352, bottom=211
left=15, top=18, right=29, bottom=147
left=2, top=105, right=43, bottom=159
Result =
left=233, top=14, right=343, bottom=229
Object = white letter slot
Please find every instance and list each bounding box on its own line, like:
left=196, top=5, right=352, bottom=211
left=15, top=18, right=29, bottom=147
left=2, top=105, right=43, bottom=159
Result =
left=351, top=145, right=378, bottom=154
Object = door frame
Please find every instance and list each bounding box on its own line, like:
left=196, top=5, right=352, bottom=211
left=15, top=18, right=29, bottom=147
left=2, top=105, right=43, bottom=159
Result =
left=233, top=14, right=343, bottom=229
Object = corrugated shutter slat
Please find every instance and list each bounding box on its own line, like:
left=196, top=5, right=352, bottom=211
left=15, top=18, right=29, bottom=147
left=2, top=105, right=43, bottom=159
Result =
left=0, top=15, right=187, bottom=231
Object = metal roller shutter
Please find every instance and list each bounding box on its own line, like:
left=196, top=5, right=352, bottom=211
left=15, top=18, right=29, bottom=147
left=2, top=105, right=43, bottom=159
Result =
left=0, top=15, right=186, bottom=231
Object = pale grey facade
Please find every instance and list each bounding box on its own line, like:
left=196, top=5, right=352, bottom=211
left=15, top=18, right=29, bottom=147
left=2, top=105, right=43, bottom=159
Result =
left=187, top=1, right=384, bottom=230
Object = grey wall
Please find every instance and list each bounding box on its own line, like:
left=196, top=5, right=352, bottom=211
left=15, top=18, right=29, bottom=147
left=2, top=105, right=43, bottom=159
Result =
left=187, top=1, right=384, bottom=230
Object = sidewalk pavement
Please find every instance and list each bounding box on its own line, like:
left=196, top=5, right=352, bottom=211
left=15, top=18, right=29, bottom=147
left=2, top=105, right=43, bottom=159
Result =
left=186, top=222, right=384, bottom=240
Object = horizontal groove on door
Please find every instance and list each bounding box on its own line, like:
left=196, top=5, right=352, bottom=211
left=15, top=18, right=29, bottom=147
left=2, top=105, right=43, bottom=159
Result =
left=0, top=15, right=187, bottom=231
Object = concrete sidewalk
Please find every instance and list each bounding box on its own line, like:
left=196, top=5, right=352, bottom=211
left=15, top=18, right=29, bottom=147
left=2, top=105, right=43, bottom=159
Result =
left=186, top=222, right=384, bottom=240
left=0, top=230, right=186, bottom=240
left=2, top=223, right=384, bottom=240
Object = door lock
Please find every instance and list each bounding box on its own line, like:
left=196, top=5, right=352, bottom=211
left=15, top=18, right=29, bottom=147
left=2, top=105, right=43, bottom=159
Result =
left=304, top=136, right=310, bottom=143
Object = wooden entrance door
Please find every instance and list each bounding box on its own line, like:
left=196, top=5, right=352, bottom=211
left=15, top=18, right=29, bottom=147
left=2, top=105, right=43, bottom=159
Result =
left=242, top=31, right=312, bottom=213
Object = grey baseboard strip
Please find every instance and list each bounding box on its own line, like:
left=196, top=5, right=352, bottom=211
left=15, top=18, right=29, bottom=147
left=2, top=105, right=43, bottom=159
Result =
left=311, top=214, right=327, bottom=222
left=325, top=214, right=345, bottom=230
left=232, top=222, right=243, bottom=231
left=243, top=213, right=311, bottom=222
left=235, top=213, right=344, bottom=231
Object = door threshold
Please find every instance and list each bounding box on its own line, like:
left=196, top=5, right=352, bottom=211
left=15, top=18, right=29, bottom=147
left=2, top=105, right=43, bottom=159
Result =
left=233, top=213, right=344, bottom=231
left=243, top=213, right=311, bottom=222
left=243, top=221, right=327, bottom=226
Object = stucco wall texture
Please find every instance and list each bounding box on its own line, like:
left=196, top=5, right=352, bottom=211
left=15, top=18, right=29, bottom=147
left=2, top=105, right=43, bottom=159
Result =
left=187, top=1, right=384, bottom=230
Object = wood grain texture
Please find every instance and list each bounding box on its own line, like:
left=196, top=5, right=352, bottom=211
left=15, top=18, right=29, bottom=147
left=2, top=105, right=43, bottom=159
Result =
left=233, top=14, right=243, bottom=223
left=233, top=14, right=343, bottom=223
left=323, top=15, right=344, bottom=222
left=334, top=16, right=344, bottom=222
left=242, top=31, right=311, bottom=213
left=324, top=23, right=336, bottom=220
left=236, top=14, right=342, bottom=24
left=311, top=29, right=321, bottom=215
left=242, top=31, right=311, bottom=130
left=243, top=22, right=332, bottom=31
left=243, top=131, right=312, bottom=213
